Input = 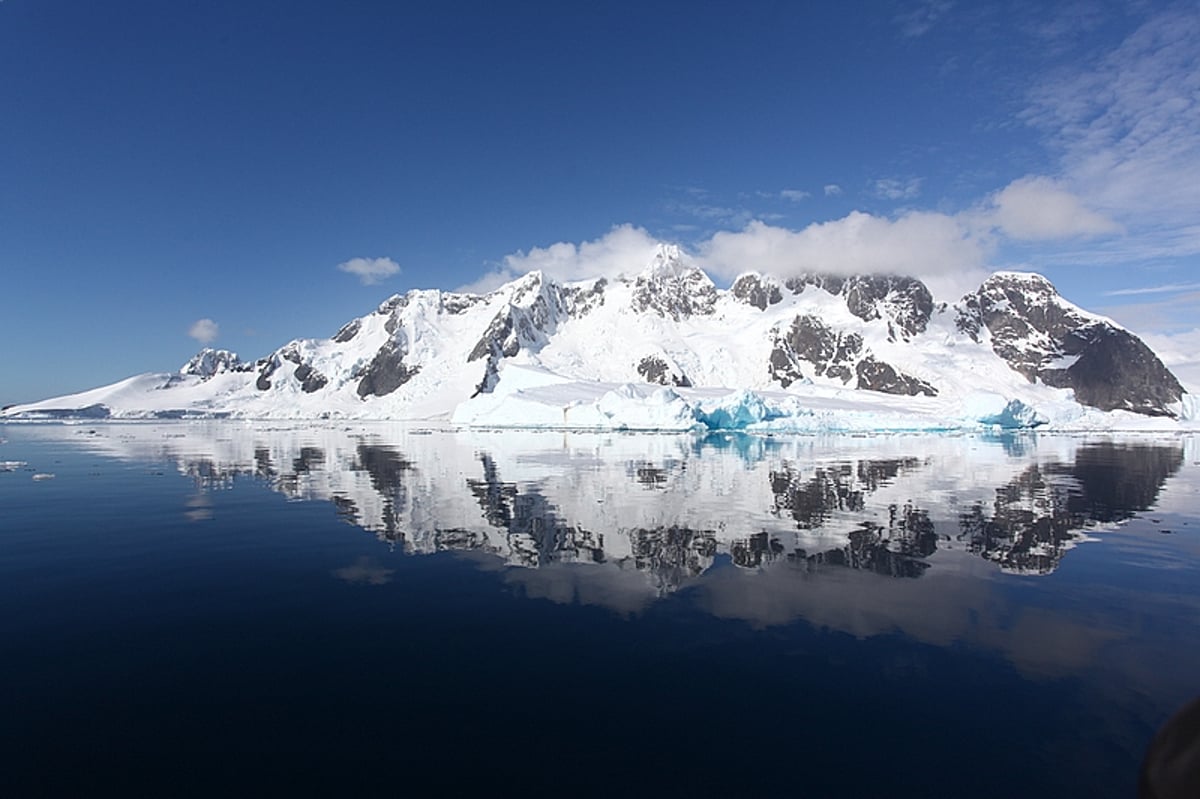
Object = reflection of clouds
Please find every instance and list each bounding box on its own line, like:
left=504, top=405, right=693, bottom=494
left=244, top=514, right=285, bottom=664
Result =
left=501, top=561, right=662, bottom=616
left=184, top=493, right=212, bottom=522
left=333, top=556, right=395, bottom=586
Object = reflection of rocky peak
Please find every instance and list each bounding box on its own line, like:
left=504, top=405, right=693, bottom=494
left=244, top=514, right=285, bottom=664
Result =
left=956, top=272, right=1184, bottom=416
left=630, top=244, right=718, bottom=320
left=957, top=441, right=1184, bottom=573
left=770, top=457, right=923, bottom=529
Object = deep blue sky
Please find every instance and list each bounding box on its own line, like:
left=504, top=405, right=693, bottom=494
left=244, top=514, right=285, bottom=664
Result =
left=3, top=0, right=1198, bottom=404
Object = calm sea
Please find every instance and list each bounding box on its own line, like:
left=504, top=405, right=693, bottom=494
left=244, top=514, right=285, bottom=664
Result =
left=2, top=422, right=1198, bottom=797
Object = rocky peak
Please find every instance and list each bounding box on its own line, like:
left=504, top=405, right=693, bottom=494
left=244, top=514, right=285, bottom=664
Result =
left=731, top=273, right=784, bottom=310
left=784, top=273, right=933, bottom=340
left=180, top=348, right=245, bottom=379
left=958, top=270, right=1184, bottom=416
left=631, top=245, right=717, bottom=320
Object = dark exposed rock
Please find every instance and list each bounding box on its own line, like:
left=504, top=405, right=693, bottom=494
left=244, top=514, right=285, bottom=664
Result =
left=731, top=273, right=783, bottom=310
left=769, top=315, right=864, bottom=388
left=293, top=363, right=328, bottom=394
left=441, top=293, right=480, bottom=315
left=855, top=357, right=938, bottom=397
left=467, top=273, right=569, bottom=395
left=562, top=277, right=607, bottom=317
left=376, top=294, right=407, bottom=316
left=636, top=355, right=691, bottom=387
left=255, top=357, right=278, bottom=391
left=333, top=319, right=361, bottom=343
left=356, top=340, right=419, bottom=398
left=843, top=275, right=933, bottom=339
left=768, top=345, right=805, bottom=389
left=1040, top=326, right=1184, bottom=415
left=468, top=311, right=519, bottom=396
left=784, top=273, right=933, bottom=340
left=785, top=273, right=845, bottom=296
left=959, top=272, right=1184, bottom=416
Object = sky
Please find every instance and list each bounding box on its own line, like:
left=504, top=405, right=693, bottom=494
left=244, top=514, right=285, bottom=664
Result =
left=2, top=0, right=1198, bottom=405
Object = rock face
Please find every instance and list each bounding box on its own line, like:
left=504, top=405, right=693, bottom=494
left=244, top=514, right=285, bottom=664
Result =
left=356, top=339, right=418, bottom=398
left=731, top=273, right=783, bottom=310
left=467, top=272, right=571, bottom=394
left=957, top=273, right=1183, bottom=416
left=631, top=244, right=717, bottom=320
left=180, top=349, right=247, bottom=379
left=767, top=313, right=934, bottom=396
left=636, top=355, right=691, bottom=387
left=783, top=273, right=934, bottom=340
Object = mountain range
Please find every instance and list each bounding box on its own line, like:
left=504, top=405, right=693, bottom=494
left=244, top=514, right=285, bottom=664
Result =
left=4, top=245, right=1194, bottom=429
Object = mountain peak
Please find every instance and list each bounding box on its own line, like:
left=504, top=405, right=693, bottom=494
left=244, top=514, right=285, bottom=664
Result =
left=646, top=242, right=689, bottom=276
left=180, top=348, right=245, bottom=379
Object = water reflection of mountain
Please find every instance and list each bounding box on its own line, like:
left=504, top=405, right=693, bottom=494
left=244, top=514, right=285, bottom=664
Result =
left=958, top=443, right=1185, bottom=574
left=69, top=426, right=1184, bottom=588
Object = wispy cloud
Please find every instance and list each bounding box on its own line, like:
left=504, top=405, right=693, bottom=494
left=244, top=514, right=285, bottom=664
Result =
left=895, top=0, right=954, bottom=38
left=1022, top=9, right=1200, bottom=260
left=187, top=318, right=219, bottom=345
left=871, top=177, right=923, bottom=200
left=779, top=189, right=811, bottom=202
left=823, top=184, right=843, bottom=196
left=662, top=199, right=758, bottom=228
left=336, top=256, right=401, bottom=285
left=1105, top=282, right=1200, bottom=297
left=1099, top=290, right=1200, bottom=338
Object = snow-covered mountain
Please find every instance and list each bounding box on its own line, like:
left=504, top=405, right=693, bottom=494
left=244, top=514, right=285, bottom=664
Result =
left=5, top=245, right=1195, bottom=430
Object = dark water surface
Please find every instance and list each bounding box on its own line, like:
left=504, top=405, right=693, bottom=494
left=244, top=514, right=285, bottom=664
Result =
left=2, top=423, right=1198, bottom=797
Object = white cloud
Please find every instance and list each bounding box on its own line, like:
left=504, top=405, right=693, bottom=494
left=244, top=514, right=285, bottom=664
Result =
left=457, top=224, right=662, bottom=294
left=780, top=189, right=811, bottom=202
left=1022, top=9, right=1200, bottom=257
left=187, top=318, right=219, bottom=345
left=871, top=177, right=923, bottom=201
left=336, top=256, right=401, bottom=285
left=823, top=184, right=843, bottom=196
left=985, top=175, right=1120, bottom=240
left=698, top=211, right=990, bottom=301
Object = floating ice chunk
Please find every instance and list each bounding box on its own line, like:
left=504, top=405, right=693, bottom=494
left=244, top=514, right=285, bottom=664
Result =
left=693, top=389, right=773, bottom=430
left=961, top=392, right=1046, bottom=429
